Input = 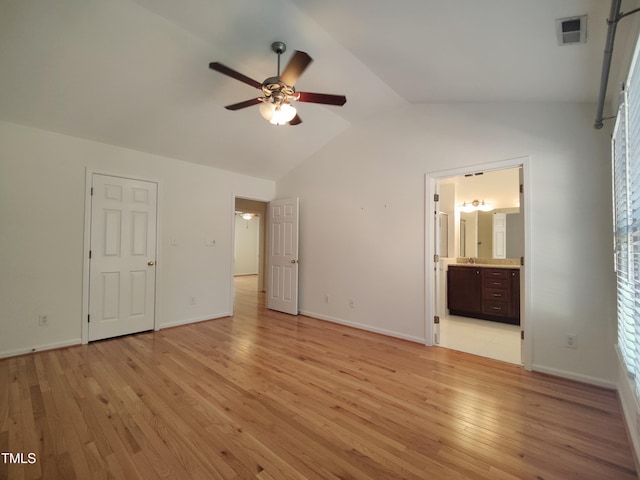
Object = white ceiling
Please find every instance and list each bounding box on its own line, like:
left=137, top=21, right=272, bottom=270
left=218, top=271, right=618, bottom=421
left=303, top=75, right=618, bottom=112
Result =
left=0, top=0, right=637, bottom=180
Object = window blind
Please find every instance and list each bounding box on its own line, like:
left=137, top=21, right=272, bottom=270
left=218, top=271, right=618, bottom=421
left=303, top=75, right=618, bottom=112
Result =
left=613, top=34, right=640, bottom=395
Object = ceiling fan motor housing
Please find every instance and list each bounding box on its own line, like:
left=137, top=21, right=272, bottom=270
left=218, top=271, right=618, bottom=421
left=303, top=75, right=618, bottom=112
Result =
left=262, top=77, right=296, bottom=105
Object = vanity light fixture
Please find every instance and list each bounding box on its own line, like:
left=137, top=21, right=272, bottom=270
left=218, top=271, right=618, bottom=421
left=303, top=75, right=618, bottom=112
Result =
left=241, top=213, right=254, bottom=220
left=460, top=199, right=493, bottom=213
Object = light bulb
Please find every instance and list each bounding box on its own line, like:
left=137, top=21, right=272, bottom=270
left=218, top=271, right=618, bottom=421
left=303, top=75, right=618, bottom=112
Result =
left=478, top=201, right=493, bottom=212
left=460, top=202, right=475, bottom=213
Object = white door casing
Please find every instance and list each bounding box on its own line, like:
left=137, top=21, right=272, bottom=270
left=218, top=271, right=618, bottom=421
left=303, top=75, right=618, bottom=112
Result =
left=88, top=174, right=157, bottom=341
left=433, top=188, right=442, bottom=345
left=267, top=198, right=299, bottom=315
left=518, top=166, right=527, bottom=365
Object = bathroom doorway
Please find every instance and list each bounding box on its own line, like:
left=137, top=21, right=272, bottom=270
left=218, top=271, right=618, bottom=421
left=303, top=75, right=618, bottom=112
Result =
left=426, top=158, right=531, bottom=369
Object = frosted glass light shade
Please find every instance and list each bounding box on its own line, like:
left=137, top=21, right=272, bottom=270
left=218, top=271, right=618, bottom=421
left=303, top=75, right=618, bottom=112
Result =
left=269, top=103, right=296, bottom=125
left=259, top=102, right=275, bottom=121
left=259, top=101, right=296, bottom=125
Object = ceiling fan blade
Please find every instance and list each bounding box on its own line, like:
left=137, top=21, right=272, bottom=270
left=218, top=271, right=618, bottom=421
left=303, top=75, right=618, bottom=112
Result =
left=296, top=92, right=347, bottom=106
left=209, top=62, right=262, bottom=89
left=289, top=114, right=302, bottom=126
left=224, top=98, right=263, bottom=111
left=279, top=51, right=313, bottom=87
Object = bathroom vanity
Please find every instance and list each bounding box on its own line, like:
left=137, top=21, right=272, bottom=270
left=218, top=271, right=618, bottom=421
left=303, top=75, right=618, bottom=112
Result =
left=447, top=265, right=520, bottom=325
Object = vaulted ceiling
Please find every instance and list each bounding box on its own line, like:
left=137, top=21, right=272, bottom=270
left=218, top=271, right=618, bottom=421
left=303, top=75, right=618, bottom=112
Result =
left=0, top=0, right=637, bottom=180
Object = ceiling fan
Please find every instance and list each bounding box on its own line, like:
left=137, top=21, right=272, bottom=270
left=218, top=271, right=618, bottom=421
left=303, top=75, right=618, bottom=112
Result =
left=209, top=41, right=347, bottom=126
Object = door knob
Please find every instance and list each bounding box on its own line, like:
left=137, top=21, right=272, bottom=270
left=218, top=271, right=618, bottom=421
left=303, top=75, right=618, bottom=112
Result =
left=147, top=261, right=155, bottom=266
left=290, top=259, right=299, bottom=264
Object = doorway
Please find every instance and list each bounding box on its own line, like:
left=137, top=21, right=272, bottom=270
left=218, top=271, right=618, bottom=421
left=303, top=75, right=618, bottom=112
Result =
left=233, top=198, right=267, bottom=303
left=426, top=158, right=531, bottom=369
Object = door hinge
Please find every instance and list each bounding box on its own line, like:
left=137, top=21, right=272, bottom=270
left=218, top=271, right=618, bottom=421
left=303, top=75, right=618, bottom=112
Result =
left=519, top=184, right=523, bottom=194
left=89, top=250, right=92, bottom=259
left=91, top=187, right=94, bottom=196
left=434, top=315, right=440, bottom=324
left=434, top=254, right=440, bottom=262
left=88, top=314, right=90, bottom=323
left=434, top=193, right=440, bottom=202
left=520, top=256, right=524, bottom=266
left=520, top=330, right=524, bottom=340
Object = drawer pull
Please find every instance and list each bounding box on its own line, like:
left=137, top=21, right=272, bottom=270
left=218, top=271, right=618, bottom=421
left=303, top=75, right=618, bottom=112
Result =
left=491, top=306, right=502, bottom=311
left=492, top=293, right=502, bottom=297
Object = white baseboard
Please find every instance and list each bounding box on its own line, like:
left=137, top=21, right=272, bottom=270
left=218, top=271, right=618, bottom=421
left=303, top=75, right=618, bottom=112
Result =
left=159, top=312, right=230, bottom=330
left=0, top=338, right=82, bottom=359
left=531, top=363, right=617, bottom=390
left=299, top=310, right=425, bottom=344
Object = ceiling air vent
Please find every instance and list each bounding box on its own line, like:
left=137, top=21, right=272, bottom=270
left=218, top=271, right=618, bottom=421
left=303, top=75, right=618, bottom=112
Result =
left=555, top=15, right=587, bottom=46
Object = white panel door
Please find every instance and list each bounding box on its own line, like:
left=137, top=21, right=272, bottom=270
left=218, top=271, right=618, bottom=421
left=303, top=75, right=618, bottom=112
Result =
left=88, top=174, right=157, bottom=341
left=493, top=212, right=507, bottom=259
left=519, top=166, right=525, bottom=364
left=267, top=198, right=299, bottom=315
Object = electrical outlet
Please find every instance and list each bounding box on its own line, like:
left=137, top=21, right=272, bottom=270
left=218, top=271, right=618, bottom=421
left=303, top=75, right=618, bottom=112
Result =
left=565, top=333, right=577, bottom=349
left=349, top=298, right=356, bottom=309
left=38, top=314, right=49, bottom=326
left=190, top=296, right=197, bottom=305
left=324, top=294, right=330, bottom=304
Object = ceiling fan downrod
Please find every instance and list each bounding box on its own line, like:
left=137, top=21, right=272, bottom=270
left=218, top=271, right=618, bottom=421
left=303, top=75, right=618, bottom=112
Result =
left=271, top=41, right=286, bottom=77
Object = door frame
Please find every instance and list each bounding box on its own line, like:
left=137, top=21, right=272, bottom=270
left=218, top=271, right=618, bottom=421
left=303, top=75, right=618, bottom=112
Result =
left=425, top=156, right=532, bottom=370
left=81, top=169, right=161, bottom=344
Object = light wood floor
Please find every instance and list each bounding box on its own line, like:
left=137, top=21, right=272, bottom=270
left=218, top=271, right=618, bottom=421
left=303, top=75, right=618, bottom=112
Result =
left=1, top=275, right=636, bottom=479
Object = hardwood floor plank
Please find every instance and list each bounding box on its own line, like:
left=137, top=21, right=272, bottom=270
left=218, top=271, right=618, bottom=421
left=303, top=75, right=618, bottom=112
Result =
left=0, top=275, right=636, bottom=479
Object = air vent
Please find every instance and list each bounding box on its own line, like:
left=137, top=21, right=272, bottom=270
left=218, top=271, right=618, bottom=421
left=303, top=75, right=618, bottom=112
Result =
left=556, top=15, right=587, bottom=46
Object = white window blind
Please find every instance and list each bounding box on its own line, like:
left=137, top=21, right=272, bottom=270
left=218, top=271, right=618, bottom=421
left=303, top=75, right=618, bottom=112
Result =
left=613, top=35, right=640, bottom=395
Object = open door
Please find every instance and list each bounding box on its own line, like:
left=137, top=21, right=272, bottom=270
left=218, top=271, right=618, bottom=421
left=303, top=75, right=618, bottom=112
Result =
left=267, top=198, right=299, bottom=315
left=518, top=166, right=526, bottom=365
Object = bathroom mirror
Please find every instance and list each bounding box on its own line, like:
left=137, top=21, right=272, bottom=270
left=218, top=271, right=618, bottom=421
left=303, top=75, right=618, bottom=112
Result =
left=459, top=210, right=523, bottom=258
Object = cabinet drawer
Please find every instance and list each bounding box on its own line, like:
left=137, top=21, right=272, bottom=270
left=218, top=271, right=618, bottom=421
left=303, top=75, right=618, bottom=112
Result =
left=483, top=269, right=509, bottom=280
left=484, top=278, right=509, bottom=289
left=484, top=288, right=507, bottom=300
left=483, top=300, right=510, bottom=317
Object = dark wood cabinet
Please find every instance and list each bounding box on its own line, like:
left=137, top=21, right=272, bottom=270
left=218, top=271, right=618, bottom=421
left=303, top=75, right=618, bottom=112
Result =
left=446, top=266, right=481, bottom=317
left=447, top=266, right=520, bottom=325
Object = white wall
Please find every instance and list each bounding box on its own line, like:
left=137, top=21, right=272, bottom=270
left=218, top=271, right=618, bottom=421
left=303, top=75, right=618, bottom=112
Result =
left=276, top=102, right=617, bottom=385
left=0, top=120, right=275, bottom=357
left=234, top=215, right=260, bottom=275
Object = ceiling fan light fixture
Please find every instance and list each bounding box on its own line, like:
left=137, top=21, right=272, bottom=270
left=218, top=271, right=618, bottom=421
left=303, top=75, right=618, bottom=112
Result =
left=210, top=41, right=346, bottom=127
left=258, top=100, right=296, bottom=125
left=269, top=102, right=297, bottom=125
